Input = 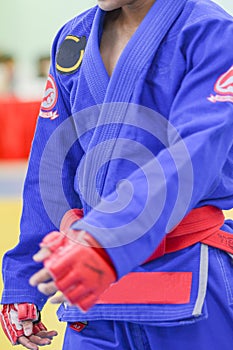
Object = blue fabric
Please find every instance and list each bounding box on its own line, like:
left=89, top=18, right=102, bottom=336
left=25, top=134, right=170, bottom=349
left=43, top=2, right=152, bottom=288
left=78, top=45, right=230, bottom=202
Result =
left=1, top=0, right=233, bottom=330
left=57, top=243, right=207, bottom=324
left=73, top=1, right=233, bottom=277
left=62, top=248, right=233, bottom=349
left=62, top=296, right=233, bottom=350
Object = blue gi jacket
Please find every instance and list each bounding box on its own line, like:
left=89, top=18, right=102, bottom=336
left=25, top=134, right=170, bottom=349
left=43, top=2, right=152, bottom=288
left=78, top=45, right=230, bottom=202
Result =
left=2, top=0, right=233, bottom=324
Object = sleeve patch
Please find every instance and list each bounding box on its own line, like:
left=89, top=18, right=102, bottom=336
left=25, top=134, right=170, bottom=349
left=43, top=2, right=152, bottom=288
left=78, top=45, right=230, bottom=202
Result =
left=56, top=35, right=87, bottom=74
left=208, top=65, right=233, bottom=103
left=39, top=74, right=59, bottom=120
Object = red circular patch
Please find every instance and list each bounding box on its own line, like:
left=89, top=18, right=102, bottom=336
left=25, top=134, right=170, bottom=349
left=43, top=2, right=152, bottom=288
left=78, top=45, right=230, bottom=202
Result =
left=41, top=74, right=58, bottom=111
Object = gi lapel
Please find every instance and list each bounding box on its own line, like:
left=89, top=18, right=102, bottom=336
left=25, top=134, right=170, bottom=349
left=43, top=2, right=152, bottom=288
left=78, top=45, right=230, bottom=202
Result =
left=83, top=0, right=187, bottom=105
left=81, top=7, right=110, bottom=105
left=80, top=0, right=187, bottom=208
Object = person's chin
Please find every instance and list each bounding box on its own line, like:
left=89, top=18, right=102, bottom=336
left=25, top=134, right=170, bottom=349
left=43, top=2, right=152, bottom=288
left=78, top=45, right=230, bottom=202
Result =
left=97, top=0, right=120, bottom=11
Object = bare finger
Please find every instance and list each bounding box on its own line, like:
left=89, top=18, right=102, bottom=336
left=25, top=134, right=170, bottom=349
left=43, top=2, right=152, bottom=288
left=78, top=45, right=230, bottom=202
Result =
left=49, top=292, right=68, bottom=304
left=33, top=247, right=51, bottom=262
left=29, top=268, right=52, bottom=286
left=37, top=281, right=58, bottom=296
left=22, top=320, right=33, bottom=337
left=36, top=330, right=58, bottom=339
left=28, top=334, right=52, bottom=346
left=18, top=336, right=39, bottom=350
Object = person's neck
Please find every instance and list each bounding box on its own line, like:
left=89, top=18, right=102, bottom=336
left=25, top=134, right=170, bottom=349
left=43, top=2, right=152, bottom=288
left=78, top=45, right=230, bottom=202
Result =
left=119, top=0, right=156, bottom=29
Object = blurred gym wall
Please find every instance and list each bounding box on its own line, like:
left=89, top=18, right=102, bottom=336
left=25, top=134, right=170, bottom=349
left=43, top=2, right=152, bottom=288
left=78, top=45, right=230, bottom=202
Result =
left=0, top=0, right=96, bottom=63
left=0, top=0, right=232, bottom=74
left=0, top=0, right=96, bottom=99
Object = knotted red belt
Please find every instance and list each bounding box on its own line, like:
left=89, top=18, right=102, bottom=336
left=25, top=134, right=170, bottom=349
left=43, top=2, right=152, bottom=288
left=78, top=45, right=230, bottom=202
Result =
left=61, top=205, right=232, bottom=305
left=145, top=205, right=231, bottom=262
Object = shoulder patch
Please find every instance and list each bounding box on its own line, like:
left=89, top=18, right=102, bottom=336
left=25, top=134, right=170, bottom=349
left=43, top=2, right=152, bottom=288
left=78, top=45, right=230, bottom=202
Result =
left=208, top=66, right=233, bottom=103
left=56, top=35, right=87, bottom=74
left=39, top=74, right=59, bottom=120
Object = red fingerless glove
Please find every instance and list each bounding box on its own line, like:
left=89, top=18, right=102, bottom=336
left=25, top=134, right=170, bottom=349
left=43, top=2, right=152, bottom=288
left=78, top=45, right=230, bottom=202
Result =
left=0, top=303, right=46, bottom=345
left=41, top=230, right=117, bottom=312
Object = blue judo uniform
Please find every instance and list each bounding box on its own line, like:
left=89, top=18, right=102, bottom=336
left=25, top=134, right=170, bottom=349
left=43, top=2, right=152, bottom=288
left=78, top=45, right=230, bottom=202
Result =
left=2, top=0, right=233, bottom=348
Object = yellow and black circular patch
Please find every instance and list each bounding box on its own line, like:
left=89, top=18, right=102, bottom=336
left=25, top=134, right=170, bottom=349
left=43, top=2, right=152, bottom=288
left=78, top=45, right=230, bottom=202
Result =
left=56, top=35, right=87, bottom=74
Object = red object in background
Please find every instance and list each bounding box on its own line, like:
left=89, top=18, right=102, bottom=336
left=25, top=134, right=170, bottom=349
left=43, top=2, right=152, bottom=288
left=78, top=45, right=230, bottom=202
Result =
left=0, top=98, right=40, bottom=159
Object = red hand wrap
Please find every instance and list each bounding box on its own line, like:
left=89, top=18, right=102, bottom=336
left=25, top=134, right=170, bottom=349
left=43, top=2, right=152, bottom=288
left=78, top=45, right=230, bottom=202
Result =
left=32, top=321, right=47, bottom=334
left=60, top=208, right=83, bottom=233
left=40, top=231, right=66, bottom=252
left=0, top=303, right=46, bottom=345
left=43, top=230, right=116, bottom=311
left=18, top=303, right=38, bottom=322
left=40, top=208, right=84, bottom=252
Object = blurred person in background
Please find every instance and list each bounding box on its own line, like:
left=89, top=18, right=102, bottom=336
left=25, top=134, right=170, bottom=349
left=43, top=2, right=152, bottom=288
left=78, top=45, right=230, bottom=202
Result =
left=1, top=0, right=233, bottom=349
left=37, top=56, right=51, bottom=78
left=0, top=53, right=15, bottom=97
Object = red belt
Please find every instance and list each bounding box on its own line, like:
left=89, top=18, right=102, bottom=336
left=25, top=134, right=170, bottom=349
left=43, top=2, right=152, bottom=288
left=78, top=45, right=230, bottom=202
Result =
left=98, top=206, right=233, bottom=305
left=62, top=206, right=232, bottom=305
left=146, top=205, right=231, bottom=262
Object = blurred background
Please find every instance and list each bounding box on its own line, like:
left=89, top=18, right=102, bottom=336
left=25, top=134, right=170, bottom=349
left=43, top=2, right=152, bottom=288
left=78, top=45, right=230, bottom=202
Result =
left=0, top=0, right=233, bottom=349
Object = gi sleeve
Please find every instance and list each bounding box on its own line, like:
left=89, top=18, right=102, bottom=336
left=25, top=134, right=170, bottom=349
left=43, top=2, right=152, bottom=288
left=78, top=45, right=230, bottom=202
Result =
left=1, top=25, right=83, bottom=309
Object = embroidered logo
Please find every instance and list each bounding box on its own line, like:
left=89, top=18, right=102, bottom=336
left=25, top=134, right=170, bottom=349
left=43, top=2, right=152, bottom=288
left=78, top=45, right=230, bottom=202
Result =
left=217, top=232, right=233, bottom=250
left=39, top=110, right=59, bottom=120
left=40, top=74, right=59, bottom=120
left=208, top=66, right=233, bottom=103
left=70, top=321, right=88, bottom=332
left=56, top=35, right=87, bottom=74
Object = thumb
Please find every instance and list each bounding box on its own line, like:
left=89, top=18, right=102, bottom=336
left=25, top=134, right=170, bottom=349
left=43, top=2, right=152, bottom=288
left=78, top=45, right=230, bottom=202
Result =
left=21, top=320, right=33, bottom=337
left=33, top=247, right=51, bottom=262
